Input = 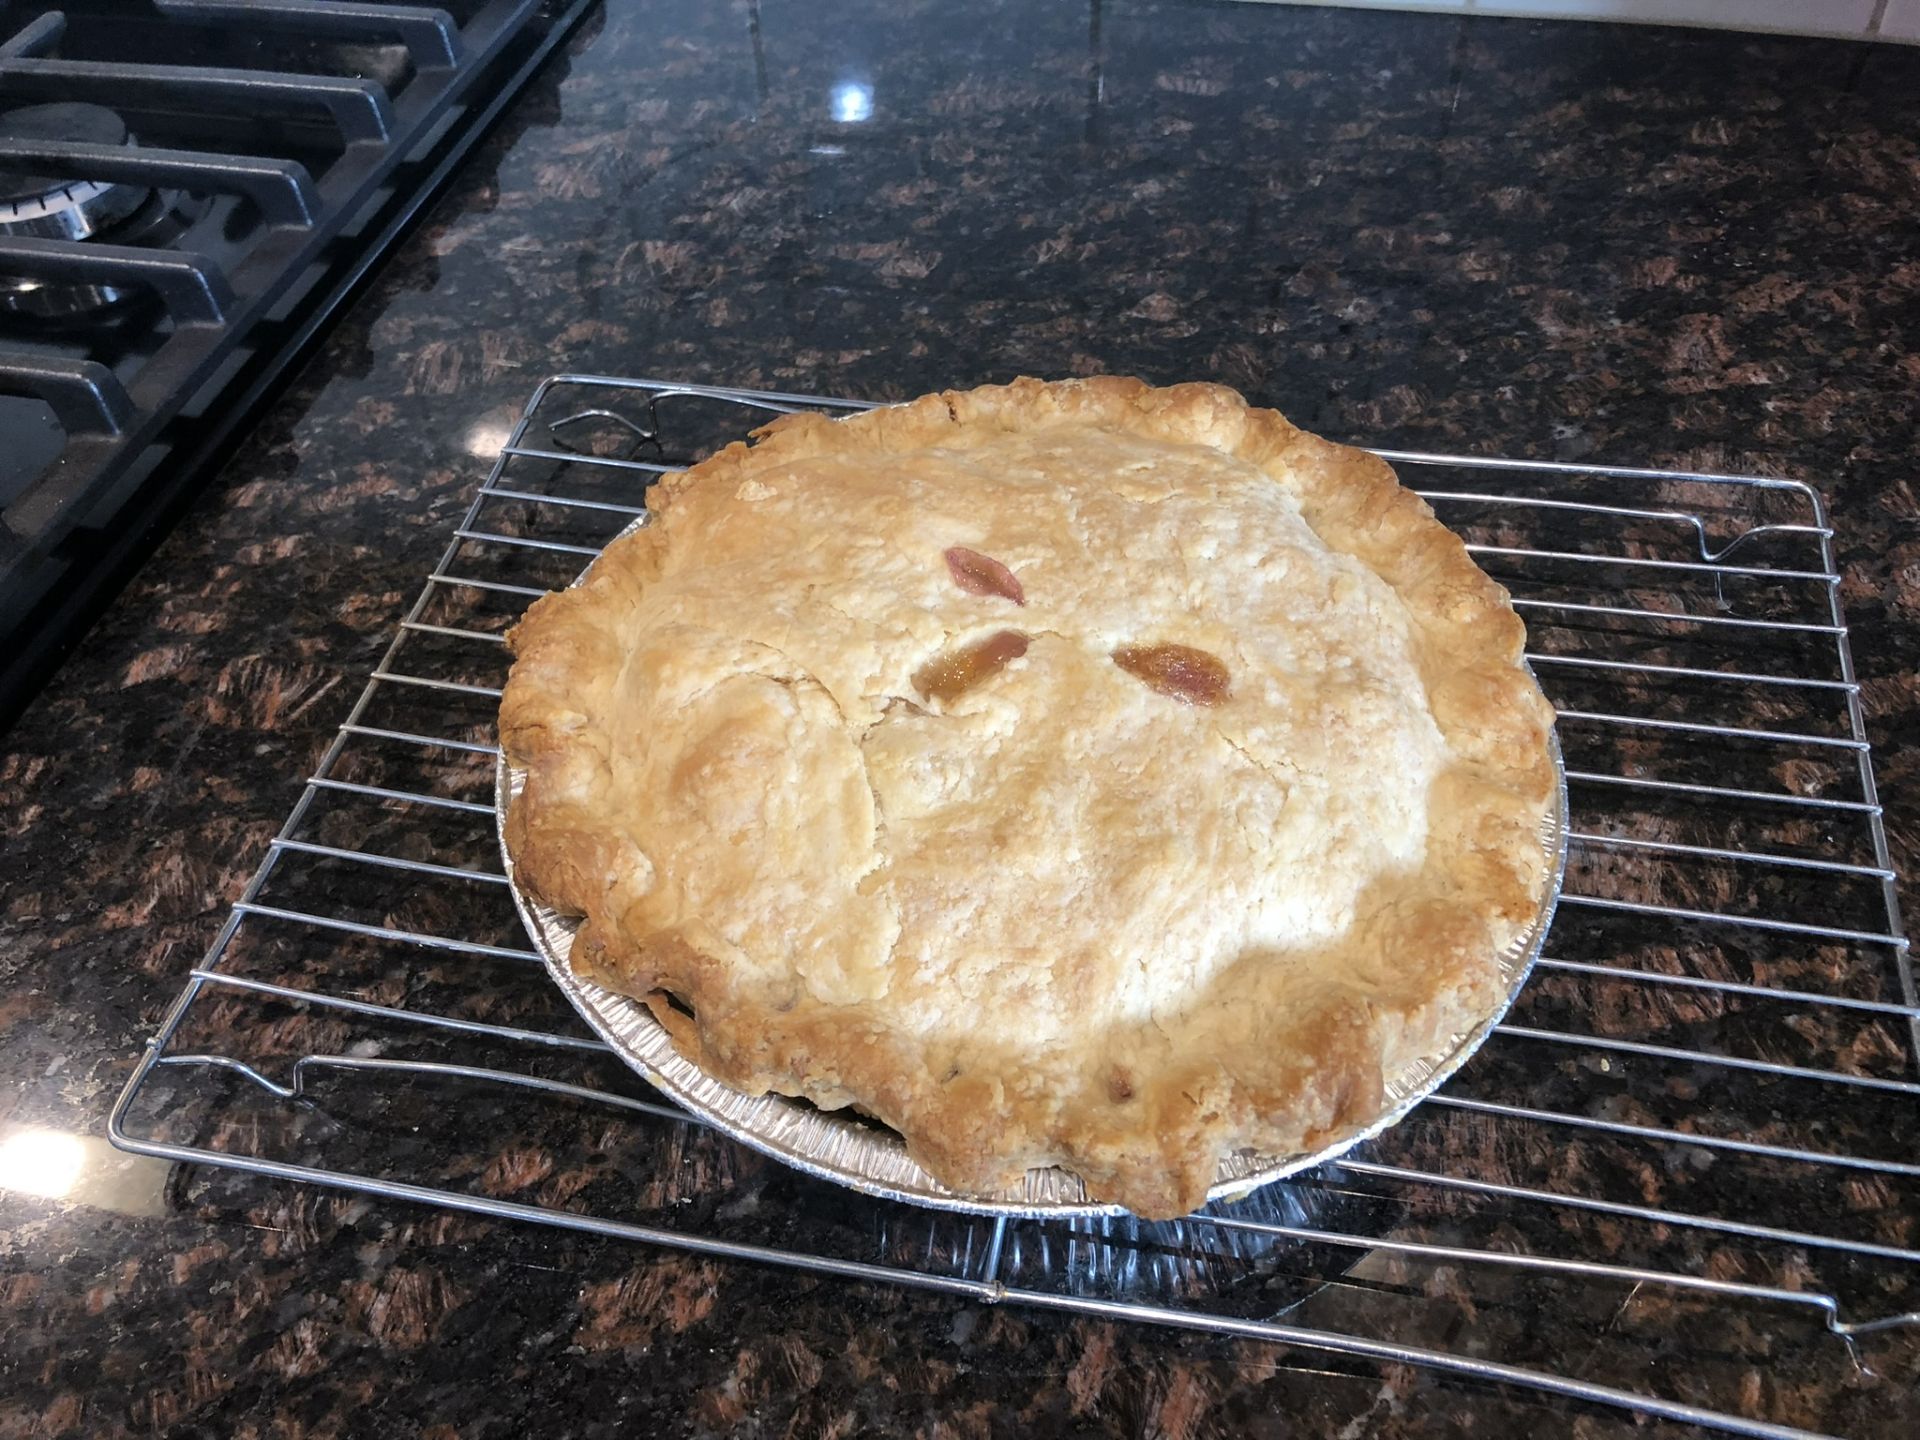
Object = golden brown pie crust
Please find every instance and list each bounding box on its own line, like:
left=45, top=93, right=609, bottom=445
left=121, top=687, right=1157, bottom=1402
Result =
left=499, top=376, right=1557, bottom=1218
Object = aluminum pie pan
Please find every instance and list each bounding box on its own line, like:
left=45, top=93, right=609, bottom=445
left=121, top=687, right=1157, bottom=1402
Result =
left=498, top=746, right=1565, bottom=1218
left=495, top=520, right=1568, bottom=1216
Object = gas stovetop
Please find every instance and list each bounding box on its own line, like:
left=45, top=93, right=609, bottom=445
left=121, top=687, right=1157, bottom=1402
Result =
left=0, top=0, right=598, bottom=730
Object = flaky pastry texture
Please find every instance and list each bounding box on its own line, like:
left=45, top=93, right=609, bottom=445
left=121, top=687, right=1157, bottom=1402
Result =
left=499, top=377, right=1557, bottom=1218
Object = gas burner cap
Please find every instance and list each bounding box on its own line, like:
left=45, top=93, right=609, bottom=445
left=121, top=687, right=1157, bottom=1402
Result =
left=0, top=101, right=150, bottom=241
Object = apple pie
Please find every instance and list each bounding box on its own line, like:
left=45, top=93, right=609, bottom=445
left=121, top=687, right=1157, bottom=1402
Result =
left=498, top=376, right=1557, bottom=1218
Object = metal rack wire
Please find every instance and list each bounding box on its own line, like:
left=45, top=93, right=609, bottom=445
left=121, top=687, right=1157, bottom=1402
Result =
left=110, top=376, right=1918, bottom=1440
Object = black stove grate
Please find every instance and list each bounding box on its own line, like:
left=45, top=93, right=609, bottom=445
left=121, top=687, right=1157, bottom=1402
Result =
left=0, top=0, right=599, bottom=729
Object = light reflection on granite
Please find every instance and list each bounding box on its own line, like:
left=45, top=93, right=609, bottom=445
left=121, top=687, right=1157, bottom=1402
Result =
left=0, top=1127, right=172, bottom=1218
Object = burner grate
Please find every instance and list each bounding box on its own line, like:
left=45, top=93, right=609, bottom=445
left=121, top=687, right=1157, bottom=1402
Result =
left=110, top=375, right=1917, bottom=1439
left=0, top=0, right=599, bottom=725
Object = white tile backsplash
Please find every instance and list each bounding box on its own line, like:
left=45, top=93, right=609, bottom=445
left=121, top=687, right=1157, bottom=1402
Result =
left=1881, top=0, right=1920, bottom=41
left=1261, top=1, right=1468, bottom=8
left=1243, top=0, right=1918, bottom=42
left=1470, top=1, right=1879, bottom=38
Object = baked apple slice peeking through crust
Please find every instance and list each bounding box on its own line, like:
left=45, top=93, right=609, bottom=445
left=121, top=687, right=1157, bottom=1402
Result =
left=912, top=630, right=1030, bottom=703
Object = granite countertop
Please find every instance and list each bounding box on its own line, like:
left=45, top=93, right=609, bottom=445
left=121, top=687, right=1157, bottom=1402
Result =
left=3, top=1, right=1919, bottom=1435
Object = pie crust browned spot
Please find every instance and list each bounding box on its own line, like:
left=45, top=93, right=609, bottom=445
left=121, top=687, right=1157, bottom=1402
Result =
left=498, top=376, right=1557, bottom=1218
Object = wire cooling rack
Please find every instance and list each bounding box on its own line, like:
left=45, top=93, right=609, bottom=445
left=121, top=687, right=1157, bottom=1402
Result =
left=111, top=376, right=1918, bottom=1438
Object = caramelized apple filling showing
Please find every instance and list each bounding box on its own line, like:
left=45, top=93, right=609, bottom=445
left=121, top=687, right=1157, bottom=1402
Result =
left=911, top=630, right=1031, bottom=704
left=943, top=546, right=1026, bottom=605
left=1111, top=642, right=1232, bottom=706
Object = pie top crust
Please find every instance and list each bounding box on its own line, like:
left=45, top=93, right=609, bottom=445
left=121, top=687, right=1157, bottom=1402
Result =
left=499, top=377, right=1557, bottom=1218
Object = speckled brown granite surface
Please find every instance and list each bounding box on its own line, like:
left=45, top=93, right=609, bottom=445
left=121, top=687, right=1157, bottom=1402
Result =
left=3, top=2, right=1920, bottom=1436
